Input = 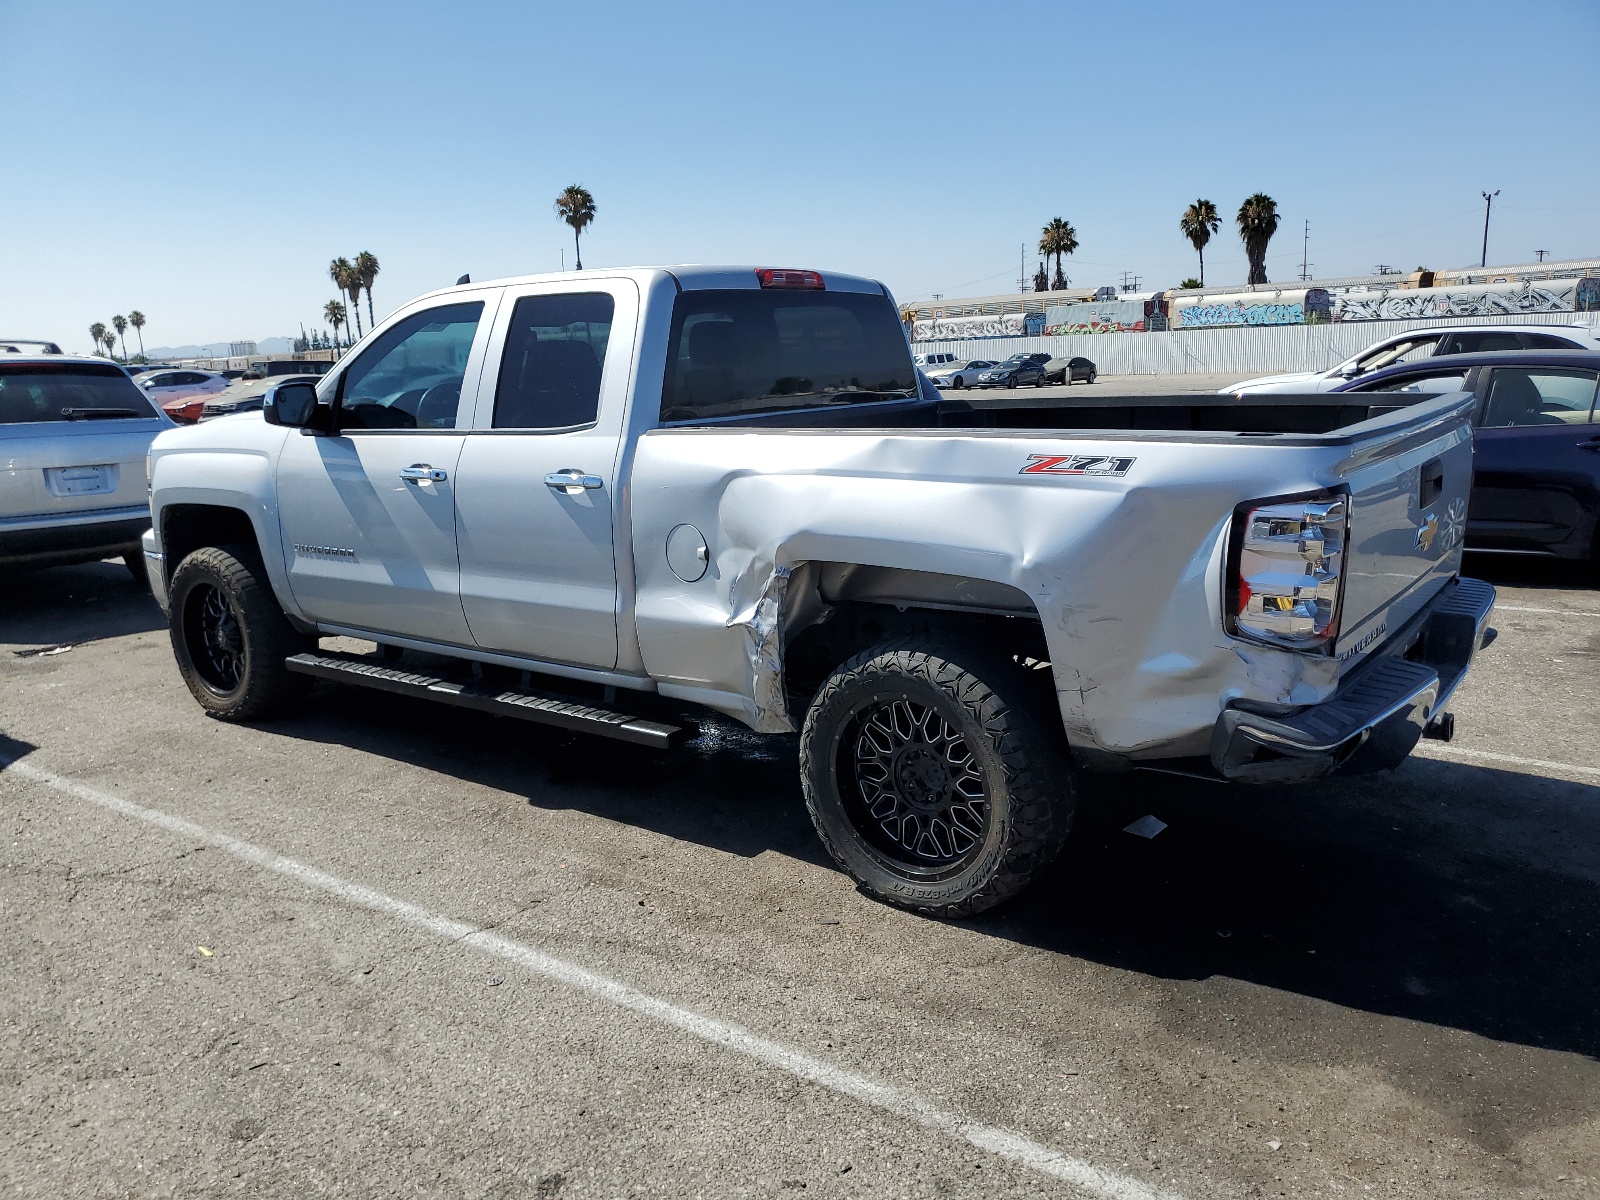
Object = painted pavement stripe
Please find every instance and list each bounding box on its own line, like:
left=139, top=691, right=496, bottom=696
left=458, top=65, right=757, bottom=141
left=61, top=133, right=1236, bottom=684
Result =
left=1493, top=605, right=1600, bottom=618
left=0, top=755, right=1182, bottom=1200
left=1412, top=744, right=1600, bottom=782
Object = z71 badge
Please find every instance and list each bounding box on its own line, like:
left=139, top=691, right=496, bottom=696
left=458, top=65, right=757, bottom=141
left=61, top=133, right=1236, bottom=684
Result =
left=1019, top=453, right=1136, bottom=478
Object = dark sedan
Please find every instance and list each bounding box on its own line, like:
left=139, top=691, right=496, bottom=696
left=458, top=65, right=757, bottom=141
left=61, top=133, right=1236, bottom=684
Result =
left=975, top=353, right=1051, bottom=389
left=1333, top=349, right=1600, bottom=563
left=1042, top=355, right=1097, bottom=385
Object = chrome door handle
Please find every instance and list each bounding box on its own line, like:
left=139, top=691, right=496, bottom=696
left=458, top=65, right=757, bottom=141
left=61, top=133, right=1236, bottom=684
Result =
left=544, top=469, right=603, bottom=493
left=399, top=464, right=448, bottom=482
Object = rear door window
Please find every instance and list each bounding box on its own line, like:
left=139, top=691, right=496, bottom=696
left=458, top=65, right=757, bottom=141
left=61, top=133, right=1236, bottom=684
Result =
left=0, top=364, right=160, bottom=423
left=661, top=289, right=916, bottom=422
left=1523, top=333, right=1583, bottom=350
left=491, top=293, right=613, bottom=429
left=1439, top=331, right=1522, bottom=355
left=1481, top=368, right=1599, bottom=427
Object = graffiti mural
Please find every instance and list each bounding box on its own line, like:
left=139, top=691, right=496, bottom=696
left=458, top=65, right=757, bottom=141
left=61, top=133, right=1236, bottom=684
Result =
left=912, top=313, right=1026, bottom=341
left=1332, top=281, right=1576, bottom=321
left=1179, top=301, right=1305, bottom=327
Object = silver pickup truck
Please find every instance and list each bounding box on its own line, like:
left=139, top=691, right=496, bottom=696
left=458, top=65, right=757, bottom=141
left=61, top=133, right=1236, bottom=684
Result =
left=143, top=266, right=1496, bottom=916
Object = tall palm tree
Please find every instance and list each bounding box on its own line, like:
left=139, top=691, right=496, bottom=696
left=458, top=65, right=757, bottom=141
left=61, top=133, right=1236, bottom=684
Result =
left=554, top=185, right=596, bottom=270
left=128, top=311, right=146, bottom=357
left=329, top=257, right=362, bottom=341
left=102, top=330, right=118, bottom=358
left=89, top=322, right=106, bottom=357
left=1236, top=193, right=1280, bottom=286
left=1178, top=199, right=1221, bottom=286
left=112, top=315, right=128, bottom=360
left=1038, top=217, right=1078, bottom=290
left=355, top=251, right=379, bottom=328
left=324, top=300, right=347, bottom=351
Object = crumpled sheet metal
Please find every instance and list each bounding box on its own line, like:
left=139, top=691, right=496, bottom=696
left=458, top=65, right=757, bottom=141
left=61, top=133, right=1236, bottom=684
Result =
left=724, top=561, right=794, bottom=734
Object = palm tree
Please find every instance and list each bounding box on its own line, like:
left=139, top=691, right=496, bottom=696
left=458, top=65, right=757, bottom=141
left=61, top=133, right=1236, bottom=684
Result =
left=324, top=299, right=347, bottom=351
left=355, top=251, right=379, bottom=328
left=1236, top=193, right=1280, bottom=286
left=89, top=322, right=106, bottom=357
left=128, top=311, right=146, bottom=357
left=1038, top=217, right=1078, bottom=290
left=554, top=185, right=596, bottom=270
left=102, top=330, right=118, bottom=358
left=329, top=257, right=362, bottom=341
left=112, top=315, right=128, bottom=360
left=1178, top=199, right=1221, bottom=286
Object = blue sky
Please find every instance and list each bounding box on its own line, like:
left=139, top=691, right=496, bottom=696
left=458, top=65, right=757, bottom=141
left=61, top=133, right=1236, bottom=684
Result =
left=3, top=0, right=1597, bottom=352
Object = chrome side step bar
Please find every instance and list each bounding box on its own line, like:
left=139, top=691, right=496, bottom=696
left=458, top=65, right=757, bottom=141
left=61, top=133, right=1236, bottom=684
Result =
left=284, top=652, right=685, bottom=750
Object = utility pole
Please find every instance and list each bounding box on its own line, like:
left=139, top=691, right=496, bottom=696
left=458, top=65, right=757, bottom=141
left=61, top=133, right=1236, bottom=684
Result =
left=1480, top=189, right=1499, bottom=268
left=1299, top=220, right=1312, bottom=281
left=1373, top=264, right=1396, bottom=277
left=1119, top=271, right=1141, bottom=294
left=1018, top=243, right=1026, bottom=298
left=1535, top=250, right=1548, bottom=262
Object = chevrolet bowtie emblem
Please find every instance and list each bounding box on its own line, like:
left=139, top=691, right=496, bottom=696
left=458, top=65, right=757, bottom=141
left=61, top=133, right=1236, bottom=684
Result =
left=1415, top=512, right=1439, bottom=552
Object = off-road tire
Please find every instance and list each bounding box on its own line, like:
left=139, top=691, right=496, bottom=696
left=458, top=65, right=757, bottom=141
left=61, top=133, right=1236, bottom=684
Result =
left=169, top=543, right=311, bottom=721
left=799, top=638, right=1075, bottom=918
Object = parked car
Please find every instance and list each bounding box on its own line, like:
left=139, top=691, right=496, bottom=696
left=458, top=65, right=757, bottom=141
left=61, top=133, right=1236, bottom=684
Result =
left=145, top=265, right=1493, bottom=918
left=1042, top=356, right=1097, bottom=385
left=926, top=359, right=997, bottom=390
left=0, top=356, right=172, bottom=577
left=136, top=369, right=229, bottom=423
left=914, top=352, right=958, bottom=369
left=201, top=374, right=323, bottom=420
left=1333, top=349, right=1600, bottom=563
left=975, top=353, right=1051, bottom=388
left=1225, top=324, right=1600, bottom=394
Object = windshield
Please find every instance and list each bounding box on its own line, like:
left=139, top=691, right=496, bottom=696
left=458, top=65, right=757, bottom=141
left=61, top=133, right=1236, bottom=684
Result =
left=0, top=363, right=160, bottom=424
left=661, top=289, right=916, bottom=422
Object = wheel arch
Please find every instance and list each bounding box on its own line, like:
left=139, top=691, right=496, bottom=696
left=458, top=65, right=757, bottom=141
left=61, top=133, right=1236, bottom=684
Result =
left=158, top=500, right=307, bottom=628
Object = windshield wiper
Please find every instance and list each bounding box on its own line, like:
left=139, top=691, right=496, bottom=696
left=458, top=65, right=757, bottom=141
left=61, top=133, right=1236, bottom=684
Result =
left=61, top=407, right=143, bottom=420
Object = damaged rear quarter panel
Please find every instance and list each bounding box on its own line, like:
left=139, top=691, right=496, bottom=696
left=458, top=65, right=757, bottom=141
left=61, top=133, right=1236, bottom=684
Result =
left=627, top=428, right=1358, bottom=753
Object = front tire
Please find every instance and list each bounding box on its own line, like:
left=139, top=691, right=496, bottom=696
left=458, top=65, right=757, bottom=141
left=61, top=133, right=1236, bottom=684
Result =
left=799, top=638, right=1075, bottom=917
left=169, top=544, right=311, bottom=721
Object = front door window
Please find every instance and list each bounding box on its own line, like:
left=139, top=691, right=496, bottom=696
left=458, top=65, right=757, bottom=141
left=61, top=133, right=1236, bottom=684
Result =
left=337, top=301, right=484, bottom=430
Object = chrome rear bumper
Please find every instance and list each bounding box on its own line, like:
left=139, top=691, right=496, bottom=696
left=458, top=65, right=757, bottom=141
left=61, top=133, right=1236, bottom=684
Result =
left=1210, top=576, right=1496, bottom=784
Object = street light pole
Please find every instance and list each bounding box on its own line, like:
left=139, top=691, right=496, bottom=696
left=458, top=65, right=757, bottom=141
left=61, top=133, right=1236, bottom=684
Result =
left=1480, top=190, right=1499, bottom=269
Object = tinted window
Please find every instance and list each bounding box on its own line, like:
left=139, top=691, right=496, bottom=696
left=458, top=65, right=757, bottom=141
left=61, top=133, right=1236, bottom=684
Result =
left=661, top=290, right=916, bottom=422
left=492, top=293, right=613, bottom=429
left=1523, top=333, right=1582, bottom=350
left=147, top=373, right=178, bottom=387
left=1439, top=331, right=1522, bottom=355
left=1481, top=368, right=1599, bottom=427
left=0, top=363, right=160, bottom=423
left=338, top=301, right=484, bottom=430
left=1363, top=371, right=1469, bottom=394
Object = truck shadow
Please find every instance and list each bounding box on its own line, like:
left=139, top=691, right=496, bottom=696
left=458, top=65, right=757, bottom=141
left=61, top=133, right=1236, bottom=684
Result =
left=993, top=757, right=1600, bottom=1061
left=0, top=561, right=165, bottom=648
left=270, top=680, right=1600, bottom=1059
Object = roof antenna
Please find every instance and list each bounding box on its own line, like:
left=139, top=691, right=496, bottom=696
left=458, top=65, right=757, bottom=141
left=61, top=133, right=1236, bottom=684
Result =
left=456, top=273, right=471, bottom=286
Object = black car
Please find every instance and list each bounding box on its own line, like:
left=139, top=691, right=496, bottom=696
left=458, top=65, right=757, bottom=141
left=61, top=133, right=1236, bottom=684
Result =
left=1041, top=355, right=1097, bottom=385
left=1333, top=349, right=1600, bottom=563
left=975, top=353, right=1051, bottom=389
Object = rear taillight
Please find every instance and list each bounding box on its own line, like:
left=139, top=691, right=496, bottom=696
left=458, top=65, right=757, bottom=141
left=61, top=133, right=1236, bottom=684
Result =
left=1225, top=491, right=1348, bottom=651
left=755, top=268, right=825, bottom=290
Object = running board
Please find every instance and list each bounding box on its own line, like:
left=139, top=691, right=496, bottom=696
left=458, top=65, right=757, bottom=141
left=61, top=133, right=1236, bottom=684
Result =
left=284, top=652, right=685, bottom=750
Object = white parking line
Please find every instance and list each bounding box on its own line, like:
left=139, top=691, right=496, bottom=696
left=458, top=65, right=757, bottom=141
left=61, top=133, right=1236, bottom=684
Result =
left=1494, top=605, right=1600, bottom=618
left=0, top=756, right=1181, bottom=1200
left=1412, top=744, right=1600, bottom=781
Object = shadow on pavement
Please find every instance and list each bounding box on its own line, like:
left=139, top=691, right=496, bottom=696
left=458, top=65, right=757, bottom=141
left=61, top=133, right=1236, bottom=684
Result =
left=1462, top=550, right=1597, bottom=592
left=264, top=669, right=1600, bottom=1060
left=0, top=560, right=165, bottom=648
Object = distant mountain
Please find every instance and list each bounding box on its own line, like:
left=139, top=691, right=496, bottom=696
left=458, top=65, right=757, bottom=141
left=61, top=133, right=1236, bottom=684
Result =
left=143, top=336, right=298, bottom=359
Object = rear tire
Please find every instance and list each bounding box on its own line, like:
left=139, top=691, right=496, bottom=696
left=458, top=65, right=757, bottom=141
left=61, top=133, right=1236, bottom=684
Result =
left=799, top=638, right=1075, bottom=918
left=169, top=544, right=311, bottom=721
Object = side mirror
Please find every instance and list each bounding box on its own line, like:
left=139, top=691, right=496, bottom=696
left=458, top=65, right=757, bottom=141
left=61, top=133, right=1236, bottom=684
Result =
left=1338, top=364, right=1361, bottom=379
left=263, top=381, right=326, bottom=430
left=141, top=380, right=154, bottom=389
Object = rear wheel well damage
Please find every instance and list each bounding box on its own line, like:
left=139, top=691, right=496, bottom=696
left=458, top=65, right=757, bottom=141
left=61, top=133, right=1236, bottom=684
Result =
left=766, top=563, right=1056, bottom=731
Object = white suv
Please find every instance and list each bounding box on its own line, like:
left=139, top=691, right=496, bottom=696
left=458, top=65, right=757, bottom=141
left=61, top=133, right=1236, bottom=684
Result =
left=1225, top=324, right=1600, bottom=393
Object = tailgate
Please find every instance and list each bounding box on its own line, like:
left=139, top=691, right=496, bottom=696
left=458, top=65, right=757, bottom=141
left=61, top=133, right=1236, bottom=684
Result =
left=0, top=420, right=162, bottom=521
left=1333, top=394, right=1475, bottom=662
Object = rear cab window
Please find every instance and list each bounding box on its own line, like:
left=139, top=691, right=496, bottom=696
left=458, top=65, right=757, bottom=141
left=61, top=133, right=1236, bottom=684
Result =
left=661, top=289, right=916, bottom=422
left=0, top=363, right=161, bottom=424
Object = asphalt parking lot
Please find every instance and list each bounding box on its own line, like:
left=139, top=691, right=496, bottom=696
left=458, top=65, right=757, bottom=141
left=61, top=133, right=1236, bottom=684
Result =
left=2, top=552, right=1597, bottom=1199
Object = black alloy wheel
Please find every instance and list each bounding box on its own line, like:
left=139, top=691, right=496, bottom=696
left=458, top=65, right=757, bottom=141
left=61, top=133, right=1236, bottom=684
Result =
left=184, top=582, right=246, bottom=694
left=844, top=697, right=990, bottom=877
